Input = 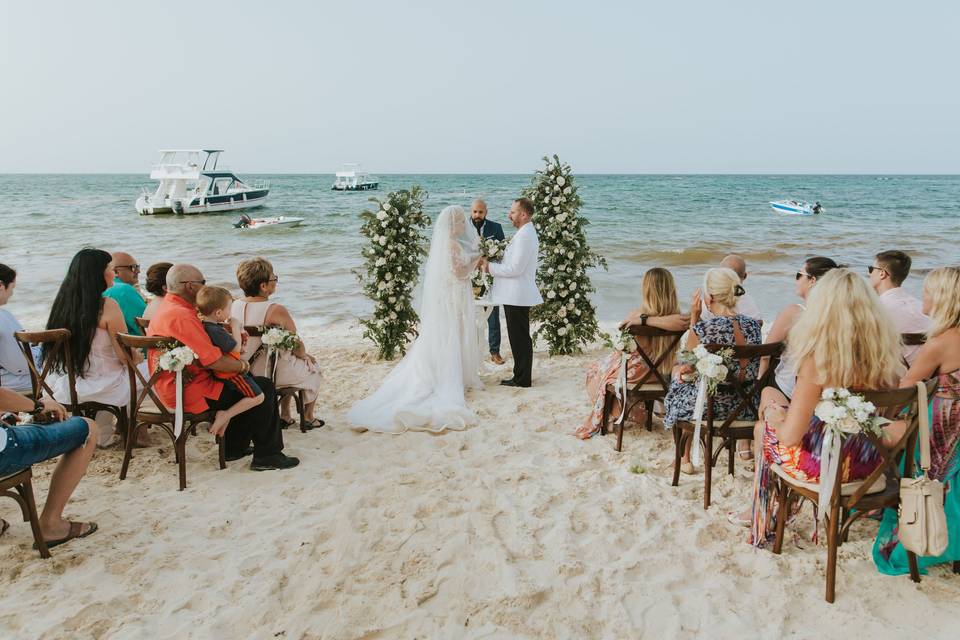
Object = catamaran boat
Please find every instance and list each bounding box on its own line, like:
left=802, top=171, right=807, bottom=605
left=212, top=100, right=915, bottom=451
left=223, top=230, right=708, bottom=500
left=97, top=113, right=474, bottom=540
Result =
left=770, top=200, right=823, bottom=216
left=135, top=149, right=269, bottom=215
left=332, top=163, right=379, bottom=191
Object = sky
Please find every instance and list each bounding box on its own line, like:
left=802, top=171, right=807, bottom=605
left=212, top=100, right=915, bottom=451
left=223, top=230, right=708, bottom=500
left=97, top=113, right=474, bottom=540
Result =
left=1, top=0, right=958, bottom=173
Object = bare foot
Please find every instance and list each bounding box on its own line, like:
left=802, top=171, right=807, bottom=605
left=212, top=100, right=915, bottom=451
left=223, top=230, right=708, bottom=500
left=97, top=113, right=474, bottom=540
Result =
left=209, top=411, right=230, bottom=437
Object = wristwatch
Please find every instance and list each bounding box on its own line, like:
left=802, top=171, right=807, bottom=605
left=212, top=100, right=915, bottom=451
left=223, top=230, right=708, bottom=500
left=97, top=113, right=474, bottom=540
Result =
left=31, top=398, right=44, bottom=414
left=639, top=314, right=648, bottom=326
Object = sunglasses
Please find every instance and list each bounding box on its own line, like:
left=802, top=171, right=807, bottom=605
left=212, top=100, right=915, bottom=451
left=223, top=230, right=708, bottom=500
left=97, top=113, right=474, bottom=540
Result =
left=179, top=279, right=206, bottom=286
left=795, top=271, right=812, bottom=280
left=867, top=266, right=887, bottom=275
left=115, top=264, right=140, bottom=272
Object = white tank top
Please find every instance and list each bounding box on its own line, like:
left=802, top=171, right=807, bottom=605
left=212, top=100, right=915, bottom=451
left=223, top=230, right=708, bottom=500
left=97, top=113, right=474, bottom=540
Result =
left=773, top=304, right=805, bottom=398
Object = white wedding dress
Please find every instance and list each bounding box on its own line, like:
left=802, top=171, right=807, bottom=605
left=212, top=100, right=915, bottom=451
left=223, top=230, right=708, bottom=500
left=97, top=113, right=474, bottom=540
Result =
left=348, top=205, right=483, bottom=433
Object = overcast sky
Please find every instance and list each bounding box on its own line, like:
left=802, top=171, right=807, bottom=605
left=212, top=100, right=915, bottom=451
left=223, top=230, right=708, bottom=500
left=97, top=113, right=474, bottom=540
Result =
left=1, top=1, right=957, bottom=173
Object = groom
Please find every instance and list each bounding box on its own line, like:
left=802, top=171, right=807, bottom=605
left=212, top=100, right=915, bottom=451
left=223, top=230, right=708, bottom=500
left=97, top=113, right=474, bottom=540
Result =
left=480, top=197, right=542, bottom=388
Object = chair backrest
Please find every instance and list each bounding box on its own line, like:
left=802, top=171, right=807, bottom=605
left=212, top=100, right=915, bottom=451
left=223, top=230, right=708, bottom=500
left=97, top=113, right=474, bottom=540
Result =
left=134, top=317, right=150, bottom=332
left=901, top=333, right=926, bottom=347
left=115, top=333, right=180, bottom=423
left=830, top=380, right=935, bottom=505
left=626, top=326, right=686, bottom=393
left=13, top=329, right=79, bottom=408
left=243, top=324, right=282, bottom=384
left=702, top=341, right=785, bottom=428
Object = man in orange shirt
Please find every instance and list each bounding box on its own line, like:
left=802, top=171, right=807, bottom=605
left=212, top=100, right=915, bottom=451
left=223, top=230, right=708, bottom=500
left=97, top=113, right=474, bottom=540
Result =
left=148, top=264, right=298, bottom=471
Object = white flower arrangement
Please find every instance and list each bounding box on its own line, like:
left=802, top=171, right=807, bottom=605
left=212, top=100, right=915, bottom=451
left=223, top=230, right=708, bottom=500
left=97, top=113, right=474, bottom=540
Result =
left=678, top=345, right=734, bottom=395
left=260, top=326, right=300, bottom=352
left=606, top=328, right=637, bottom=353
left=158, top=345, right=196, bottom=373
left=816, top=388, right=889, bottom=437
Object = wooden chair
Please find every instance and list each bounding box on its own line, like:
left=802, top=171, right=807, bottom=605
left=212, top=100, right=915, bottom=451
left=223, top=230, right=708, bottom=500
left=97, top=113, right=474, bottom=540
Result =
left=672, top=342, right=784, bottom=509
left=115, top=333, right=224, bottom=491
left=244, top=325, right=313, bottom=433
left=0, top=468, right=50, bottom=558
left=14, top=329, right=128, bottom=444
left=599, top=326, right=686, bottom=452
left=901, top=333, right=926, bottom=347
left=770, top=381, right=933, bottom=602
left=134, top=317, right=151, bottom=333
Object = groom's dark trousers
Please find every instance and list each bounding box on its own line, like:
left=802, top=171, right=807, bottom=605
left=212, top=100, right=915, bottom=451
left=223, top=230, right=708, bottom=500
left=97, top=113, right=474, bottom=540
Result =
left=503, top=305, right=533, bottom=386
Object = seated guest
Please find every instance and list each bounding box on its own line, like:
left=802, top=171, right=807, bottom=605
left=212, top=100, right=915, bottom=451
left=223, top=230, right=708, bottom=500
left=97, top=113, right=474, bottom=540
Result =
left=701, top=254, right=763, bottom=322
left=232, top=257, right=324, bottom=430
left=868, top=249, right=929, bottom=365
left=576, top=268, right=687, bottom=439
left=663, top=267, right=762, bottom=474
left=141, top=261, right=172, bottom=322
left=45, top=249, right=140, bottom=447
left=149, top=264, right=298, bottom=470
left=747, top=269, right=905, bottom=545
left=0, top=264, right=32, bottom=393
left=875, top=266, right=960, bottom=574
left=0, top=387, right=97, bottom=548
left=103, top=252, right=147, bottom=335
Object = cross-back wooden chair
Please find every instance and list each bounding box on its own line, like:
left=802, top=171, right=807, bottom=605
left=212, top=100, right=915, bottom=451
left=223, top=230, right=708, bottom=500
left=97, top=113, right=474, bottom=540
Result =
left=134, top=317, right=151, bottom=333
left=115, top=333, right=224, bottom=491
left=244, top=325, right=311, bottom=433
left=599, top=326, right=686, bottom=452
left=672, top=341, right=784, bottom=509
left=14, top=329, right=127, bottom=444
left=1, top=467, right=50, bottom=558
left=770, top=381, right=934, bottom=603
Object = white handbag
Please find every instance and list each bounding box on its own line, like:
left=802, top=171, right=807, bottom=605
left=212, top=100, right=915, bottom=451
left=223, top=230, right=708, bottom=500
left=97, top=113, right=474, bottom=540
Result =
left=898, top=381, right=948, bottom=557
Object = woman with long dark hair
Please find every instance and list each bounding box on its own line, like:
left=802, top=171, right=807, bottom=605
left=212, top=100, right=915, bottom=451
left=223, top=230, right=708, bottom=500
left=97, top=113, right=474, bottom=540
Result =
left=45, top=249, right=142, bottom=446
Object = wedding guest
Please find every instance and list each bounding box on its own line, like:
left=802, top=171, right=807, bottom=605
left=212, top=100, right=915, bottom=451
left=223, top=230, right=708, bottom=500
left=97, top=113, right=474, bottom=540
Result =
left=0, top=388, right=98, bottom=549
left=151, top=264, right=298, bottom=470
left=874, top=266, right=960, bottom=574
left=575, top=267, right=687, bottom=439
left=103, top=251, right=146, bottom=335
left=701, top=254, right=762, bottom=321
left=45, top=249, right=140, bottom=448
left=0, top=264, right=32, bottom=393
left=746, top=269, right=905, bottom=544
left=663, top=268, right=762, bottom=474
left=471, top=199, right=507, bottom=365
left=231, top=257, right=324, bottom=429
left=141, top=261, right=172, bottom=322
left=868, top=249, right=929, bottom=365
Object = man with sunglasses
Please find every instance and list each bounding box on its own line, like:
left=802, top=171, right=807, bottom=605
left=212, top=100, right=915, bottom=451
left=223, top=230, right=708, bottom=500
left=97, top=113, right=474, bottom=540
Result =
left=868, top=250, right=929, bottom=364
left=104, top=251, right=147, bottom=335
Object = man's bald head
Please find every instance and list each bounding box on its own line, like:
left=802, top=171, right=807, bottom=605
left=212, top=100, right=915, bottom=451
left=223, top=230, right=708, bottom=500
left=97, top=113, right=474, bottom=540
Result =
left=166, top=264, right=205, bottom=302
left=471, top=199, right=488, bottom=223
left=720, top=254, right=747, bottom=281
left=111, top=251, right=140, bottom=285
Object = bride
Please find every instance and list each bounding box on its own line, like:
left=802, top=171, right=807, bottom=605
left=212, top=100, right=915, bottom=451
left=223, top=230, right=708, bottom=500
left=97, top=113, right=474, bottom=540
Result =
left=348, top=205, right=483, bottom=433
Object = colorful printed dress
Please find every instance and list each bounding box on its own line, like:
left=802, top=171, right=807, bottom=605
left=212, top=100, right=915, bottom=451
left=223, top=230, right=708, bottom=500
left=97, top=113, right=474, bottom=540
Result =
left=873, top=370, right=960, bottom=574
left=750, top=415, right=883, bottom=547
left=576, top=347, right=657, bottom=439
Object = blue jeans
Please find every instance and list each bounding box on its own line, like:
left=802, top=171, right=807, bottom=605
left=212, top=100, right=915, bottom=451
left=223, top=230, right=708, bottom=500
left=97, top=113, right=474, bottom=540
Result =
left=487, top=306, right=501, bottom=355
left=0, top=417, right=90, bottom=477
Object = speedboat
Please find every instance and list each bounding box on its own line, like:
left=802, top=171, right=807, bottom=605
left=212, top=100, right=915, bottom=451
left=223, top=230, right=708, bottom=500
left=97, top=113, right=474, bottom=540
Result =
left=770, top=200, right=823, bottom=216
left=332, top=163, right=378, bottom=191
left=234, top=215, right=304, bottom=230
left=136, top=150, right=269, bottom=215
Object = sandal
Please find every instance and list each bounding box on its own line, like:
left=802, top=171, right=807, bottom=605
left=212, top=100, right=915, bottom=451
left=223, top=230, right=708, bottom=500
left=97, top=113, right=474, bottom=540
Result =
left=726, top=511, right=752, bottom=528
left=680, top=461, right=697, bottom=475
left=279, top=418, right=297, bottom=430
left=34, top=521, right=98, bottom=550
left=302, top=418, right=325, bottom=430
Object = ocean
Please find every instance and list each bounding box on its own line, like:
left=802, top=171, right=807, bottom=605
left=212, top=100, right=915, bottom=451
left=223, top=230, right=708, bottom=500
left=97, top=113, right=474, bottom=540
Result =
left=1, top=173, right=958, bottom=332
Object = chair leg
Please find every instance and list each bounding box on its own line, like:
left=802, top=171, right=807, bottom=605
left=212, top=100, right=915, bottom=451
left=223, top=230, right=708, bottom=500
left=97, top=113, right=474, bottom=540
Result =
left=615, top=413, right=625, bottom=453
left=907, top=551, right=921, bottom=583
left=825, top=501, right=841, bottom=603
left=216, top=435, right=226, bottom=470
left=671, top=428, right=684, bottom=487
left=297, top=390, right=307, bottom=433
left=644, top=400, right=653, bottom=432
left=599, top=391, right=610, bottom=436
left=703, top=430, right=713, bottom=509
left=839, top=508, right=851, bottom=545
left=728, top=438, right=735, bottom=476
left=18, top=477, right=50, bottom=559
left=119, top=419, right=139, bottom=481
left=772, top=481, right=789, bottom=555
left=176, top=437, right=187, bottom=491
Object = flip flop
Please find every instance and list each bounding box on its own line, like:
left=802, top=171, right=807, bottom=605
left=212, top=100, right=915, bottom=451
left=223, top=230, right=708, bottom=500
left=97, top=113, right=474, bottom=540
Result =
left=34, top=521, right=98, bottom=550
left=726, top=511, right=752, bottom=528
left=279, top=418, right=297, bottom=430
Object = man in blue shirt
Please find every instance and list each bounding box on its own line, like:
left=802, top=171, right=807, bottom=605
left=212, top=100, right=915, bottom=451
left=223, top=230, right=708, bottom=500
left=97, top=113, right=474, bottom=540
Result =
left=103, top=251, right=146, bottom=335
left=471, top=200, right=506, bottom=364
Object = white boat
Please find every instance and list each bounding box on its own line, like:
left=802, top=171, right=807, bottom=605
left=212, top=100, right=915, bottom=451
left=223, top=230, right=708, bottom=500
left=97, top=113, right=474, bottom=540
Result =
left=135, top=150, right=269, bottom=215
left=770, top=200, right=823, bottom=216
left=234, top=215, right=304, bottom=230
left=332, top=163, right=378, bottom=191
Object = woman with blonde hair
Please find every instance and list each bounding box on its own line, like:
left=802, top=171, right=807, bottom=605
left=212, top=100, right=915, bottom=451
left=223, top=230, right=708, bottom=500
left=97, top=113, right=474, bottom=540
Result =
left=747, top=269, right=906, bottom=545
left=663, top=267, right=763, bottom=472
left=576, top=268, right=687, bottom=439
left=875, top=266, right=960, bottom=574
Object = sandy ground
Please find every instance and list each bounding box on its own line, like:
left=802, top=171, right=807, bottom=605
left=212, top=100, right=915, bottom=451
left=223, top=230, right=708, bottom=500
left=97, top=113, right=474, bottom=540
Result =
left=2, top=324, right=959, bottom=639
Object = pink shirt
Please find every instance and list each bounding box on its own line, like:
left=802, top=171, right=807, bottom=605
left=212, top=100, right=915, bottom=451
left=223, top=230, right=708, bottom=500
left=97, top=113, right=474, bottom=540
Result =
left=879, top=287, right=929, bottom=365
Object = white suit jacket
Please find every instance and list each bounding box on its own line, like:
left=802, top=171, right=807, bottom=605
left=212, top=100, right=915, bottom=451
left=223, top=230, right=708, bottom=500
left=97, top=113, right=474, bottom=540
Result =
left=489, top=222, right=543, bottom=307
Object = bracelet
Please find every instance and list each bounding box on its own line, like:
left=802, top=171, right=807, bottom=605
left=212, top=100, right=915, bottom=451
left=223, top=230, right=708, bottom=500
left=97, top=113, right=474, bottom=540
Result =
left=32, top=398, right=44, bottom=414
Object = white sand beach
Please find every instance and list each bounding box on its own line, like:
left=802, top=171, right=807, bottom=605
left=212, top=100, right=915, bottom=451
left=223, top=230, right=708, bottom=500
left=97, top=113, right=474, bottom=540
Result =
left=2, top=324, right=959, bottom=639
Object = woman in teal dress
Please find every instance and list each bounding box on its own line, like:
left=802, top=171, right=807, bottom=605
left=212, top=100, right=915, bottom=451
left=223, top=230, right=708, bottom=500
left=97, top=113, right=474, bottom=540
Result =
left=874, top=266, right=960, bottom=575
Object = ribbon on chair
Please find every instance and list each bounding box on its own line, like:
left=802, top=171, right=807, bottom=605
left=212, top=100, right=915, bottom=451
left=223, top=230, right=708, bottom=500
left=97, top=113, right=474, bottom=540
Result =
left=614, top=352, right=629, bottom=425
left=689, top=376, right=709, bottom=466
left=817, top=427, right=843, bottom=525
left=174, top=369, right=185, bottom=438
left=267, top=346, right=279, bottom=381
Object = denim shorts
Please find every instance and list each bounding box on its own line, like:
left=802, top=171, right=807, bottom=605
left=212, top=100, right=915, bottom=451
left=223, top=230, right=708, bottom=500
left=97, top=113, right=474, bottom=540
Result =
left=0, top=417, right=90, bottom=477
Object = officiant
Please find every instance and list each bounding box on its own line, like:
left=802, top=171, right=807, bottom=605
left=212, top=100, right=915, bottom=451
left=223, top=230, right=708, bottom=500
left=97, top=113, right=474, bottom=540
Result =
left=471, top=199, right=506, bottom=365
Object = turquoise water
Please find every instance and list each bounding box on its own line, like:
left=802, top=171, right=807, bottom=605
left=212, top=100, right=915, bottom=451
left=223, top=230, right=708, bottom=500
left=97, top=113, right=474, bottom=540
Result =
left=0, top=174, right=957, bottom=332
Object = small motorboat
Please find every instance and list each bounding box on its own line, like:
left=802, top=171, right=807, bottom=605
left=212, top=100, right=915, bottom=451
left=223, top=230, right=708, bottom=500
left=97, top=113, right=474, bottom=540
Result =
left=234, top=215, right=304, bottom=230
left=332, top=163, right=378, bottom=191
left=770, top=200, right=823, bottom=216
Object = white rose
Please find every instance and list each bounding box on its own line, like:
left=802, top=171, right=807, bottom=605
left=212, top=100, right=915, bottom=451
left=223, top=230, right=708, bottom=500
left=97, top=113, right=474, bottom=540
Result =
left=557, top=327, right=568, bottom=336
left=815, top=401, right=833, bottom=419
left=567, top=301, right=575, bottom=310
left=383, top=203, right=392, bottom=211
left=548, top=267, right=555, bottom=274
left=375, top=258, right=387, bottom=266
left=378, top=236, right=387, bottom=246
left=557, top=176, right=566, bottom=186
left=837, top=388, right=850, bottom=398
left=385, top=272, right=393, bottom=280
left=389, top=311, right=398, bottom=320
left=558, top=307, right=567, bottom=318
left=567, top=252, right=575, bottom=259
left=377, top=281, right=387, bottom=290
left=563, top=186, right=571, bottom=194
left=547, top=291, right=556, bottom=299
left=575, top=309, right=582, bottom=315
left=821, top=388, right=837, bottom=400
left=552, top=197, right=560, bottom=206
left=556, top=213, right=567, bottom=222
left=569, top=282, right=577, bottom=291
left=388, top=296, right=396, bottom=303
